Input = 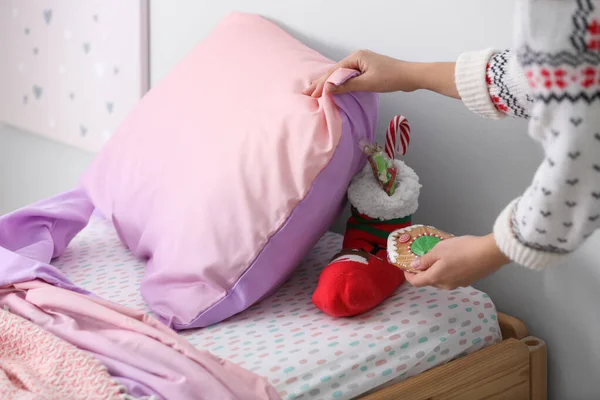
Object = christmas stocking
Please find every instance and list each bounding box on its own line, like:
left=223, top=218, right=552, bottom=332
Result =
left=312, top=116, right=421, bottom=317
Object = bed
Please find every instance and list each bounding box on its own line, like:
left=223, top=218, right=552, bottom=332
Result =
left=53, top=215, right=547, bottom=400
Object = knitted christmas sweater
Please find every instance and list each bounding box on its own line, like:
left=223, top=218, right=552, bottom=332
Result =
left=454, top=0, right=600, bottom=270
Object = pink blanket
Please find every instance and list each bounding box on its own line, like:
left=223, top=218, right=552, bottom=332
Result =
left=0, top=308, right=130, bottom=400
left=0, top=281, right=280, bottom=400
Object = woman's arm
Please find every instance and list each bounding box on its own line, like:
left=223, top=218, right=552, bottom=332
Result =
left=492, top=0, right=600, bottom=269
left=416, top=62, right=461, bottom=99
left=409, top=1, right=600, bottom=289
left=304, top=51, right=461, bottom=98
left=455, top=49, right=533, bottom=119
left=305, top=48, right=534, bottom=122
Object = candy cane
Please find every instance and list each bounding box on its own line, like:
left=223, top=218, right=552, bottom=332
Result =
left=385, top=115, right=411, bottom=159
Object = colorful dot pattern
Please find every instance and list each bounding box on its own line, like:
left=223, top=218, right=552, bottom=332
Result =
left=53, top=216, right=502, bottom=400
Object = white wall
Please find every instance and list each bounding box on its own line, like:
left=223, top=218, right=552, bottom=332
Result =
left=150, top=1, right=599, bottom=399
left=0, top=123, right=94, bottom=214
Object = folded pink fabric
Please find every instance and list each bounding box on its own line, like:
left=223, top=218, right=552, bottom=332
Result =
left=0, top=308, right=128, bottom=400
left=0, top=281, right=280, bottom=400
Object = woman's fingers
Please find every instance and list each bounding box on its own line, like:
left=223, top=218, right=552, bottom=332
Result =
left=309, top=70, right=338, bottom=97
left=403, top=257, right=447, bottom=289
left=409, top=251, right=439, bottom=272
left=326, top=74, right=372, bottom=94
left=304, top=54, right=362, bottom=98
left=304, top=79, right=322, bottom=97
left=304, top=65, right=338, bottom=97
left=403, top=269, right=433, bottom=287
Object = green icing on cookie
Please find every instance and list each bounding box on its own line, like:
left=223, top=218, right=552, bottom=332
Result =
left=410, top=236, right=441, bottom=256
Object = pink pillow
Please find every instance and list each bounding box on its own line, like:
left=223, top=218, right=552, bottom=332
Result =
left=80, top=13, right=379, bottom=329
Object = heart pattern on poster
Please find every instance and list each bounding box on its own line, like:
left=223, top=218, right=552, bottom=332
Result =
left=1, top=2, right=148, bottom=152
left=43, top=9, right=52, bottom=25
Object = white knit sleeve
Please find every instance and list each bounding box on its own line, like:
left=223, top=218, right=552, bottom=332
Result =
left=455, top=49, right=533, bottom=119
left=493, top=0, right=600, bottom=270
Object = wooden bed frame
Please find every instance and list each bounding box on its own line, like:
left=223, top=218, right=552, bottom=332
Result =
left=360, top=312, right=547, bottom=400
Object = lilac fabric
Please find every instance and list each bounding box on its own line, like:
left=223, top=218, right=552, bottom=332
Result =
left=0, top=189, right=93, bottom=294
left=0, top=192, right=282, bottom=398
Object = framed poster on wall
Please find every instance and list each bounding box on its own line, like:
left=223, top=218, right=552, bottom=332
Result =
left=0, top=0, right=149, bottom=152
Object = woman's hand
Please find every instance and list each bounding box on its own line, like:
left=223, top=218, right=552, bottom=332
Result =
left=404, top=234, right=510, bottom=290
left=304, top=50, right=422, bottom=97
left=304, top=50, right=460, bottom=99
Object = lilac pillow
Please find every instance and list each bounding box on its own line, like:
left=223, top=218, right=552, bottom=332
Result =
left=80, top=13, right=379, bottom=329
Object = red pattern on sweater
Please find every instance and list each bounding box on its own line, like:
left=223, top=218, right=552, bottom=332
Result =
left=587, top=19, right=600, bottom=50
left=524, top=66, right=600, bottom=90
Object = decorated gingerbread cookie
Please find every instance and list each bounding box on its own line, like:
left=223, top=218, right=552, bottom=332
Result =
left=387, top=225, right=453, bottom=272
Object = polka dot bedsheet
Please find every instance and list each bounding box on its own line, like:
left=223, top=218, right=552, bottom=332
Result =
left=53, top=216, right=502, bottom=400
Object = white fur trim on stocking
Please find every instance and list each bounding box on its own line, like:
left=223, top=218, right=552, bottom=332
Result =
left=347, top=159, right=421, bottom=221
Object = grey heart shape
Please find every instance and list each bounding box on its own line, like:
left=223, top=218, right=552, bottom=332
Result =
left=557, top=238, right=567, bottom=244
left=589, top=215, right=600, bottom=222
left=106, top=102, right=114, bottom=114
left=540, top=210, right=552, bottom=217
left=568, top=151, right=581, bottom=160
left=547, top=158, right=555, bottom=167
left=594, top=165, right=600, bottom=172
left=566, top=178, right=579, bottom=186
left=83, top=42, right=91, bottom=54
left=536, top=228, right=547, bottom=234
left=32, top=85, right=42, bottom=99
left=25, top=28, right=30, bottom=35
left=595, top=133, right=600, bottom=142
left=570, top=117, right=583, bottom=126
left=592, top=192, right=600, bottom=200
left=43, top=9, right=52, bottom=25
left=563, top=222, right=573, bottom=228
left=80, top=125, right=88, bottom=136
left=551, top=129, right=560, bottom=137
left=584, top=232, right=593, bottom=239
left=565, top=201, right=577, bottom=208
